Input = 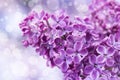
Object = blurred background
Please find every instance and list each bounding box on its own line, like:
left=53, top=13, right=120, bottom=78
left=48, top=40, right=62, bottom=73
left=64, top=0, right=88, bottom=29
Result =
left=1, top=0, right=118, bottom=80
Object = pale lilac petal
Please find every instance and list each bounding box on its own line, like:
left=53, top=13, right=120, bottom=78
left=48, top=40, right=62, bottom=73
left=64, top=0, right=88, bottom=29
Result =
left=65, top=26, right=73, bottom=32
left=90, top=69, right=100, bottom=80
left=54, top=57, right=63, bottom=65
left=74, top=41, right=83, bottom=51
left=73, top=55, right=80, bottom=64
left=107, top=47, right=115, bottom=56
left=84, top=65, right=94, bottom=74
left=89, top=54, right=97, bottom=65
left=39, top=47, right=46, bottom=56
left=96, top=45, right=106, bottom=55
left=66, top=56, right=73, bottom=64
left=59, top=20, right=66, bottom=27
left=107, top=35, right=115, bottom=46
left=61, top=62, right=68, bottom=72
left=66, top=48, right=74, bottom=55
left=97, top=55, right=106, bottom=63
left=54, top=38, right=64, bottom=46
left=67, top=35, right=74, bottom=43
left=60, top=49, right=66, bottom=57
left=106, top=58, right=114, bottom=67
left=79, top=49, right=88, bottom=56
left=79, top=24, right=87, bottom=32
left=73, top=24, right=87, bottom=32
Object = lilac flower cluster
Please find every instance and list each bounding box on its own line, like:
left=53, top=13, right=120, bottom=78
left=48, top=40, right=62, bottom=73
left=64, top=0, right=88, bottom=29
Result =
left=19, top=0, right=120, bottom=80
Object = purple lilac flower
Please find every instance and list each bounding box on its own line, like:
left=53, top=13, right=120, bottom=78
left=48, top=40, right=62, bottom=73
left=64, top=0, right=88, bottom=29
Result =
left=96, top=45, right=115, bottom=65
left=19, top=0, right=120, bottom=80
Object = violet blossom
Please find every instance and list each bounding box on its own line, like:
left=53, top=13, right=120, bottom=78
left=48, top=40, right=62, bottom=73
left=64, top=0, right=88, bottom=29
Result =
left=19, top=0, right=120, bottom=80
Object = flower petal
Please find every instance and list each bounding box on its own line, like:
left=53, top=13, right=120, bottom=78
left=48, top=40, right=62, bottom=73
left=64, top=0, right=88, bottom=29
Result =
left=54, top=57, right=63, bottom=65
left=60, top=49, right=66, bottom=57
left=96, top=55, right=106, bottom=64
left=74, top=41, right=83, bottom=51
left=79, top=49, right=88, bottom=56
left=107, top=35, right=115, bottom=46
left=66, top=48, right=74, bottom=55
left=73, top=55, right=80, bottom=64
left=90, top=69, right=100, bottom=80
left=89, top=54, right=97, bottom=65
left=59, top=20, right=66, bottom=27
left=66, top=56, right=73, bottom=64
left=84, top=65, right=94, bottom=74
left=106, top=57, right=114, bottom=67
left=67, top=35, right=74, bottom=43
left=107, top=47, right=115, bottom=57
left=73, top=24, right=87, bottom=32
left=61, top=62, right=68, bottom=72
left=54, top=38, right=64, bottom=46
left=96, top=45, right=106, bottom=55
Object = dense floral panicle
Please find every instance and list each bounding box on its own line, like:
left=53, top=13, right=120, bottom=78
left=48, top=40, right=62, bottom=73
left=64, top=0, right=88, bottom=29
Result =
left=19, top=0, right=120, bottom=80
